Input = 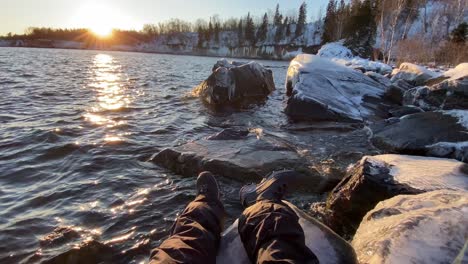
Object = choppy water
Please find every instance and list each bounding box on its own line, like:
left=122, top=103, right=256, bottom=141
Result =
left=0, top=47, right=330, bottom=263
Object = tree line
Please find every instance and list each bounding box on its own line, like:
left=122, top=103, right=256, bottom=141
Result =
left=321, top=0, right=467, bottom=64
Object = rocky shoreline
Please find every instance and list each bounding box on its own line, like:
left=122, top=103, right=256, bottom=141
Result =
left=150, top=43, right=468, bottom=263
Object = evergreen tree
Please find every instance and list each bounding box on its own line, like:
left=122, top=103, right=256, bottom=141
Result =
left=295, top=2, right=307, bottom=37
left=214, top=21, right=220, bottom=43
left=207, top=19, right=213, bottom=41
left=257, top=13, right=269, bottom=42
left=237, top=19, right=244, bottom=45
left=274, top=4, right=283, bottom=26
left=343, top=0, right=377, bottom=58
left=197, top=26, right=204, bottom=48
left=245, top=13, right=256, bottom=45
left=451, top=22, right=467, bottom=43
left=284, top=17, right=291, bottom=37
left=322, top=0, right=337, bottom=44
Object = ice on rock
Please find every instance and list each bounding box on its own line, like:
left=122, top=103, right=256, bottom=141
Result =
left=367, top=154, right=468, bottom=191
left=285, top=54, right=386, bottom=122
left=352, top=190, right=468, bottom=264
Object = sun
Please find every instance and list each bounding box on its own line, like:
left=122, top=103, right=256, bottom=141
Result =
left=92, top=24, right=113, bottom=38
left=72, top=3, right=117, bottom=37
left=71, top=3, right=142, bottom=37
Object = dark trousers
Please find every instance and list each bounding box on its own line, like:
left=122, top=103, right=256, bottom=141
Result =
left=150, top=197, right=318, bottom=264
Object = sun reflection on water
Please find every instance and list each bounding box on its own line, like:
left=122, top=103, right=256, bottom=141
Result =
left=84, top=54, right=135, bottom=143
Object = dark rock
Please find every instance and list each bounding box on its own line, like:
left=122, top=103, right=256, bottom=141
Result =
left=285, top=55, right=386, bottom=123
left=365, top=71, right=392, bottom=87
left=384, top=84, right=406, bottom=105
left=311, top=154, right=468, bottom=237
left=42, top=240, right=115, bottom=264
left=151, top=130, right=336, bottom=192
left=388, top=105, right=424, bottom=117
left=206, top=128, right=249, bottom=140
left=193, top=59, right=275, bottom=109
left=371, top=111, right=468, bottom=161
left=403, top=66, right=467, bottom=110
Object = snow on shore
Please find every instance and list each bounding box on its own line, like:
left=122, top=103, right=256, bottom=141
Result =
left=318, top=42, right=392, bottom=74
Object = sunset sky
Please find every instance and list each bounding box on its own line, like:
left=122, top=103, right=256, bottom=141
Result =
left=0, top=0, right=329, bottom=35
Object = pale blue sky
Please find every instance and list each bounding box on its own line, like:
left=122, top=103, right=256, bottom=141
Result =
left=0, top=0, right=329, bottom=35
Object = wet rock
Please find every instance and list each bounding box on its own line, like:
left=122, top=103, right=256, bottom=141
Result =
left=371, top=111, right=468, bottom=161
left=285, top=55, right=386, bottom=122
left=42, top=240, right=115, bottom=264
left=217, top=201, right=358, bottom=264
left=206, top=128, right=249, bottom=140
left=311, top=154, right=468, bottom=237
left=391, top=62, right=439, bottom=86
left=152, top=129, right=336, bottom=192
left=352, top=190, right=468, bottom=264
left=388, top=105, right=424, bottom=117
left=193, top=59, right=275, bottom=109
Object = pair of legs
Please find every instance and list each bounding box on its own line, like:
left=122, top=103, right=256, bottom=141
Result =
left=149, top=171, right=319, bottom=264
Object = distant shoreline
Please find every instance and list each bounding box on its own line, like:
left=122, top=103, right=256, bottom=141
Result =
left=0, top=43, right=304, bottom=62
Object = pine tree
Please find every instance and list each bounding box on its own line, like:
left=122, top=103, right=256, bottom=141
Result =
left=344, top=0, right=377, bottom=58
left=322, top=0, right=337, bottom=44
left=451, top=22, right=467, bottom=43
left=197, top=26, right=204, bottom=48
left=257, top=13, right=269, bottom=42
left=214, top=21, right=220, bottom=43
left=295, top=2, right=307, bottom=37
left=245, top=13, right=256, bottom=45
left=274, top=4, right=283, bottom=26
left=284, top=17, right=291, bottom=37
left=237, top=19, right=244, bottom=45
left=207, top=19, right=213, bottom=41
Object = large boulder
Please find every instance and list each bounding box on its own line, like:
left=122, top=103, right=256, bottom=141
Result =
left=217, top=201, right=358, bottom=264
left=311, top=154, right=468, bottom=237
left=151, top=129, right=337, bottom=192
left=403, top=63, right=468, bottom=110
left=352, top=190, right=468, bottom=264
left=285, top=55, right=387, bottom=122
left=371, top=111, right=468, bottom=161
left=193, top=59, right=275, bottom=109
left=391, top=62, right=440, bottom=86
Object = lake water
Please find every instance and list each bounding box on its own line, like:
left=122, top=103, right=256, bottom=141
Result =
left=0, top=47, right=330, bottom=263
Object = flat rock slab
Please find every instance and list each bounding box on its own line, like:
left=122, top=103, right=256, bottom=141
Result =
left=217, top=201, right=358, bottom=264
left=352, top=190, right=468, bottom=264
left=151, top=130, right=335, bottom=192
left=311, top=154, right=468, bottom=237
left=371, top=111, right=468, bottom=161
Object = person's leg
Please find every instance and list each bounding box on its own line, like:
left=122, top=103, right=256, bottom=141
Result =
left=238, top=171, right=319, bottom=264
left=149, top=172, right=225, bottom=264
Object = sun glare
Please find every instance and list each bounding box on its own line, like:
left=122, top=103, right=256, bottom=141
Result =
left=71, top=3, right=141, bottom=38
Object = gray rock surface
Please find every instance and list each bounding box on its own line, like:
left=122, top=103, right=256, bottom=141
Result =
left=352, top=190, right=468, bottom=264
left=151, top=129, right=338, bottom=192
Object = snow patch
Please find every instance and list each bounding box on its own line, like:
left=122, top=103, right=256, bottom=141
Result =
left=443, top=110, right=468, bottom=129
left=443, top=63, right=468, bottom=81
left=318, top=42, right=392, bottom=74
